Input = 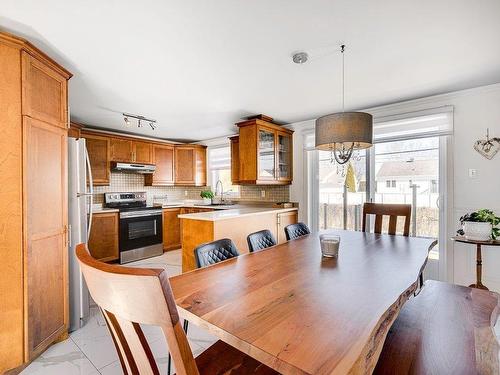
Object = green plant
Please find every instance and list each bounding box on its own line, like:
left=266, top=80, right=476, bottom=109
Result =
left=200, top=190, right=214, bottom=199
left=458, top=209, right=500, bottom=239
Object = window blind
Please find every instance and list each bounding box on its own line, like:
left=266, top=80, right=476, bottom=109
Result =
left=303, top=106, right=454, bottom=150
left=208, top=146, right=231, bottom=170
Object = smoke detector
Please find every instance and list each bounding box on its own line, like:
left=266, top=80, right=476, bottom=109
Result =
left=292, top=52, right=308, bottom=64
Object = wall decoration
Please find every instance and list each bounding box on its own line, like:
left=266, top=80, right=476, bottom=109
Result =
left=473, top=129, right=499, bottom=160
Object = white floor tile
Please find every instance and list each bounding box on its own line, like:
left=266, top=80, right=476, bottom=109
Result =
left=21, top=338, right=99, bottom=375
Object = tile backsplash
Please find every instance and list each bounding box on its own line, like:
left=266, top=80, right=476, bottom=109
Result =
left=92, top=172, right=289, bottom=205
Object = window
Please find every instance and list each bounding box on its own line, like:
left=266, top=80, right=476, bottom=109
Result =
left=207, top=146, right=239, bottom=197
left=307, top=106, right=453, bottom=281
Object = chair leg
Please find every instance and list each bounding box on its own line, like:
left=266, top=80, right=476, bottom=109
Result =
left=419, top=273, right=424, bottom=289
left=167, top=353, right=171, bottom=375
left=183, top=319, right=189, bottom=333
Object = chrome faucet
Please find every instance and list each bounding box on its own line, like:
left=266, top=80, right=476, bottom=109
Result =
left=215, top=180, right=224, bottom=202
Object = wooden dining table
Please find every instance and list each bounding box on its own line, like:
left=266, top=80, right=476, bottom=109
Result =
left=169, top=230, right=434, bottom=375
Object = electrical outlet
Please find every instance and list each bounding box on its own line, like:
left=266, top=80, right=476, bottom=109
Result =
left=468, top=168, right=477, bottom=178
left=261, top=190, right=266, bottom=198
left=184, top=190, right=188, bottom=196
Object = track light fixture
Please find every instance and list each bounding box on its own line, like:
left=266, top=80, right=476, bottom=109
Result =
left=122, top=113, right=157, bottom=130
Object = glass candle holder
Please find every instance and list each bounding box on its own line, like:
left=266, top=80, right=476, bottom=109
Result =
left=319, top=234, right=340, bottom=258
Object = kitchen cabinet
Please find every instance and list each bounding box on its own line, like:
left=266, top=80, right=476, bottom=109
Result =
left=110, top=138, right=152, bottom=164
left=22, top=51, right=68, bottom=128
left=110, top=138, right=133, bottom=162
left=0, top=31, right=72, bottom=373
left=133, top=141, right=152, bottom=163
left=145, top=144, right=175, bottom=186
left=175, top=145, right=207, bottom=186
left=88, top=212, right=119, bottom=262
left=276, top=210, right=299, bottom=244
left=163, top=208, right=181, bottom=251
left=229, top=136, right=240, bottom=184
left=84, top=133, right=110, bottom=185
left=236, top=116, right=293, bottom=185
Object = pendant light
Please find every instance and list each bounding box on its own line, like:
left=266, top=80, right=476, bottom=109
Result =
left=315, top=45, right=373, bottom=164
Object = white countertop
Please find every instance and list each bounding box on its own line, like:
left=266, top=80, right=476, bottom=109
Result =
left=177, top=207, right=298, bottom=222
left=93, top=207, right=119, bottom=213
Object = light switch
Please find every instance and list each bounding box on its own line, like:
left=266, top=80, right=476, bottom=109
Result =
left=468, top=168, right=477, bottom=178
left=261, top=190, right=266, bottom=198
left=184, top=190, right=188, bottom=196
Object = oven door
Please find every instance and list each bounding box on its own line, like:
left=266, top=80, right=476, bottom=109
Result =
left=119, top=210, right=163, bottom=252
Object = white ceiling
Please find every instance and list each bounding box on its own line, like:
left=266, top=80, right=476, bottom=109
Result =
left=2, top=0, right=500, bottom=141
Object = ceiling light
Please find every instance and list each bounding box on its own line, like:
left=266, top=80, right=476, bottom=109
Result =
left=292, top=52, right=308, bottom=64
left=315, top=44, right=373, bottom=165
left=123, top=113, right=157, bottom=130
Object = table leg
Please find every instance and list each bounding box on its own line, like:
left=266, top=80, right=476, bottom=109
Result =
left=469, top=244, right=489, bottom=290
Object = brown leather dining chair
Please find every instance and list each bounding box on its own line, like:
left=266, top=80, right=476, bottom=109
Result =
left=75, top=243, right=277, bottom=375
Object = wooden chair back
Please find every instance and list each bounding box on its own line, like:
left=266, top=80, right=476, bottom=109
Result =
left=75, top=243, right=199, bottom=375
left=362, top=203, right=411, bottom=236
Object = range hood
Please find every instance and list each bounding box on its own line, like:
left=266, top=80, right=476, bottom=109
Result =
left=111, top=162, right=156, bottom=174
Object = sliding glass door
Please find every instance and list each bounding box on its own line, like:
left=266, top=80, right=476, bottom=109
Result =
left=314, top=136, right=442, bottom=280
left=318, top=150, right=367, bottom=230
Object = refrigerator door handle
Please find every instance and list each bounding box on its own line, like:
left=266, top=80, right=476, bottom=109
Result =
left=85, top=146, right=94, bottom=239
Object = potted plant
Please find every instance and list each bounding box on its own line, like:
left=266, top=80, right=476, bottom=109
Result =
left=457, top=209, right=500, bottom=241
left=200, top=190, right=214, bottom=205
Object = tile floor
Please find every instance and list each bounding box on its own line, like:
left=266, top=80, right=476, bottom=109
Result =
left=21, top=250, right=218, bottom=375
left=19, top=249, right=500, bottom=374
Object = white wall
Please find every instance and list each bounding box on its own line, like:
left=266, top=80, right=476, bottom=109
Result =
left=288, top=83, right=500, bottom=291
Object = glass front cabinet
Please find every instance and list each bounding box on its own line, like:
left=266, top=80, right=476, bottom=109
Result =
left=235, top=116, right=293, bottom=185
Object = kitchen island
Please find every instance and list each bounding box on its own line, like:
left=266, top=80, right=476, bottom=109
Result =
left=178, top=206, right=298, bottom=272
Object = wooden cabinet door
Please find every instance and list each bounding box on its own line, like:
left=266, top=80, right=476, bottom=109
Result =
left=88, top=213, right=119, bottom=262
left=24, top=117, right=68, bottom=359
left=230, top=136, right=240, bottom=184
left=163, top=208, right=181, bottom=251
left=175, top=147, right=195, bottom=184
left=194, top=147, right=207, bottom=186
left=22, top=52, right=67, bottom=128
left=277, top=211, right=298, bottom=244
left=110, top=138, right=133, bottom=162
left=133, top=141, right=152, bottom=163
left=84, top=134, right=110, bottom=185
left=146, top=144, right=174, bottom=186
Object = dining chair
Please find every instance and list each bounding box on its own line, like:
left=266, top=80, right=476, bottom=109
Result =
left=75, top=243, right=276, bottom=375
left=194, top=238, right=240, bottom=268
left=247, top=230, right=277, bottom=252
left=284, top=222, right=311, bottom=241
left=361, top=202, right=411, bottom=236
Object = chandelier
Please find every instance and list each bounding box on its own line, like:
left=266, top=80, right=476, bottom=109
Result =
left=315, top=45, right=373, bottom=165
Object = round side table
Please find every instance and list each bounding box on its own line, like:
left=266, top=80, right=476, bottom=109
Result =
left=451, top=236, right=500, bottom=290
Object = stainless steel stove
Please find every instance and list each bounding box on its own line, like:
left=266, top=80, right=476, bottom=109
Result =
left=105, top=192, right=163, bottom=264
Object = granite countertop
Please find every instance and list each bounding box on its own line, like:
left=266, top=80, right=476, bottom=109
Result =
left=177, top=207, right=298, bottom=222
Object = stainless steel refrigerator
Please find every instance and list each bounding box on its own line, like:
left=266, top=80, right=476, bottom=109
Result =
left=68, top=138, right=94, bottom=331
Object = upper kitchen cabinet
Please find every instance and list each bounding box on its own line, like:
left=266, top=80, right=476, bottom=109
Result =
left=175, top=145, right=207, bottom=186
left=83, top=132, right=110, bottom=185
left=133, top=141, right=152, bottom=163
left=21, top=51, right=68, bottom=128
left=145, top=144, right=175, bottom=186
left=110, top=138, right=152, bottom=164
left=0, top=31, right=71, bottom=373
left=236, top=115, right=293, bottom=185
left=110, top=138, right=133, bottom=162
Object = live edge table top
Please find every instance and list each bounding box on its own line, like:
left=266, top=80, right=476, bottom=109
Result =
left=170, top=230, right=434, bottom=375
